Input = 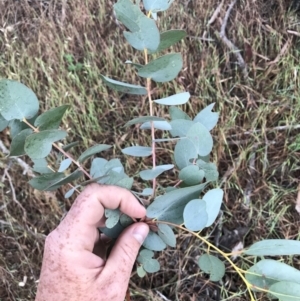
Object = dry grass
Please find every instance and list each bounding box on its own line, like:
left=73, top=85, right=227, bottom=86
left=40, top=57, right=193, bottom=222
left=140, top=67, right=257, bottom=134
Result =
left=1, top=0, right=300, bottom=300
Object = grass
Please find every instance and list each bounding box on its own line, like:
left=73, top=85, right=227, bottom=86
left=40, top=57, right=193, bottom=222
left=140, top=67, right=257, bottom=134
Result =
left=0, top=0, right=300, bottom=300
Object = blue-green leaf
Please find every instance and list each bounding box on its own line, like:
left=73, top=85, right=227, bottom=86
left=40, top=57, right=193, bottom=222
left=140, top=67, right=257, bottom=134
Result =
left=100, top=74, right=147, bottom=95
left=137, top=249, right=160, bottom=273
left=169, top=106, right=191, bottom=121
left=154, top=92, right=190, bottom=106
left=58, top=158, right=72, bottom=172
left=140, top=164, right=174, bottom=180
left=90, top=158, right=109, bottom=179
left=143, top=0, right=174, bottom=12
left=138, top=53, right=183, bottom=83
left=196, top=159, right=219, bottom=182
left=198, top=254, right=225, bottom=281
left=137, top=265, right=147, bottom=277
left=62, top=141, right=79, bottom=152
left=0, top=114, right=9, bottom=131
left=78, top=144, right=111, bottom=163
left=46, top=170, right=83, bottom=191
left=29, top=172, right=65, bottom=191
left=179, top=165, right=204, bottom=186
left=140, top=121, right=172, bottom=130
left=194, top=103, right=219, bottom=131
left=9, top=128, right=33, bottom=156
left=143, top=231, right=166, bottom=251
left=147, top=183, right=206, bottom=223
left=246, top=259, right=300, bottom=291
left=169, top=119, right=193, bottom=137
left=203, top=188, right=223, bottom=227
left=122, top=146, right=152, bottom=157
left=32, top=158, right=52, bottom=174
left=34, top=105, right=69, bottom=131
left=125, top=116, right=164, bottom=127
left=244, top=239, right=300, bottom=256
left=24, top=130, right=67, bottom=159
left=157, top=223, right=176, bottom=247
left=183, top=199, right=208, bottom=231
left=64, top=187, right=77, bottom=199
left=174, top=138, right=197, bottom=170
left=105, top=209, right=121, bottom=229
left=269, top=281, right=300, bottom=301
left=0, top=80, right=39, bottom=120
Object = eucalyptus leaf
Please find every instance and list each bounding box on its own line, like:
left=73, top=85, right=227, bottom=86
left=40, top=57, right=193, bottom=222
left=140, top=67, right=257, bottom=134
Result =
left=198, top=254, right=225, bottom=281
left=194, top=103, right=219, bottom=131
left=100, top=74, right=147, bottom=95
left=269, top=281, right=300, bottom=301
left=143, top=231, right=166, bottom=251
left=64, top=187, right=77, bottom=199
left=196, top=160, right=219, bottom=182
left=9, top=128, right=33, bottom=156
left=100, top=222, right=125, bottom=239
left=78, top=144, right=112, bottom=163
left=115, top=177, right=134, bottom=190
left=169, top=119, right=193, bottom=137
left=203, top=188, right=223, bottom=227
left=0, top=79, right=39, bottom=120
left=58, top=158, right=72, bottom=172
left=143, top=0, right=174, bottom=12
left=169, top=106, right=191, bottom=121
left=125, top=116, right=164, bottom=127
left=24, top=130, right=67, bottom=160
left=105, top=209, right=121, bottom=229
left=32, top=158, right=52, bottom=174
left=137, top=249, right=160, bottom=273
left=46, top=170, right=83, bottom=191
left=174, top=138, right=197, bottom=170
left=122, top=146, right=152, bottom=157
left=90, top=158, right=109, bottom=178
left=62, top=141, right=79, bottom=152
left=29, top=172, right=65, bottom=191
left=140, top=164, right=174, bottom=180
left=244, top=239, right=300, bottom=256
left=137, top=265, right=147, bottom=278
left=0, top=114, right=9, bottom=131
left=179, top=165, right=204, bottom=186
left=157, top=223, right=176, bottom=247
left=147, top=183, right=206, bottom=223
left=138, top=53, right=183, bottom=83
left=154, top=92, right=190, bottom=106
left=140, top=121, right=172, bottom=130
left=183, top=199, right=208, bottom=231
left=119, top=214, right=133, bottom=227
left=34, top=105, right=69, bottom=131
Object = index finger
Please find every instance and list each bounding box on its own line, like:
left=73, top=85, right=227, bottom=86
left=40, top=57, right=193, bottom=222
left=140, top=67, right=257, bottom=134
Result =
left=57, top=184, right=146, bottom=251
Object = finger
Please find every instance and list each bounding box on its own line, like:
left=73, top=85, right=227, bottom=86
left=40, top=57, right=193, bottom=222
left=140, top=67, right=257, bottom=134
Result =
left=100, top=223, right=149, bottom=292
left=56, top=184, right=146, bottom=252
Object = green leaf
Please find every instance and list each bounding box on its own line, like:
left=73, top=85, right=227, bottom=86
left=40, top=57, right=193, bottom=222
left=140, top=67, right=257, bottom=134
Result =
left=147, top=183, right=206, bottom=223
left=137, top=265, right=147, bottom=277
left=244, top=239, right=300, bottom=256
left=32, top=158, right=53, bottom=174
left=90, top=158, right=108, bottom=178
left=58, top=158, right=72, bottom=172
left=154, top=92, right=190, bottom=106
left=46, top=170, right=83, bottom=191
left=115, top=177, right=134, bottom=190
left=143, top=231, right=166, bottom=251
left=100, top=74, right=147, bottom=95
left=186, top=122, right=213, bottom=156
left=125, top=60, right=143, bottom=70
left=198, top=254, right=225, bottom=282
left=143, top=0, right=174, bottom=12
left=105, top=209, right=121, bottom=229
left=137, top=249, right=160, bottom=273
left=138, top=53, right=183, bottom=83
left=194, top=103, right=219, bottom=131
left=203, top=188, right=223, bottom=227
left=153, top=137, right=182, bottom=142
left=169, top=119, right=193, bottom=137
left=179, top=165, right=204, bottom=186
left=24, top=130, right=67, bottom=159
left=125, top=116, right=164, bottom=127
left=269, top=281, right=300, bottom=301
left=140, top=164, right=174, bottom=180
left=122, top=146, right=152, bottom=157
left=114, top=0, right=160, bottom=52
left=141, top=188, right=153, bottom=196
left=78, top=144, right=112, bottom=163
left=9, top=119, right=30, bottom=138
left=245, top=259, right=300, bottom=291
left=29, top=172, right=65, bottom=190
left=119, top=214, right=133, bottom=227
left=34, top=105, right=69, bottom=131
left=183, top=199, right=208, bottom=231
left=62, top=141, right=79, bottom=152
left=140, top=121, right=172, bottom=130
left=196, top=160, right=219, bottom=182
left=64, top=187, right=77, bottom=199
left=169, top=106, right=191, bottom=121
left=0, top=114, right=9, bottom=131
left=152, top=29, right=187, bottom=53
left=100, top=222, right=125, bottom=239
left=0, top=79, right=39, bottom=120
left=9, top=128, right=33, bottom=156
left=157, top=223, right=176, bottom=247
left=174, top=138, right=197, bottom=170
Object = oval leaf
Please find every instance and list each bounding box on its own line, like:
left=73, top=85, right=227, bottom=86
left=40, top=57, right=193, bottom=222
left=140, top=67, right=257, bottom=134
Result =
left=0, top=79, right=39, bottom=120
left=157, top=223, right=176, bottom=247
left=269, top=281, right=300, bottom=301
left=143, top=0, right=174, bottom=12
left=169, top=119, right=194, bottom=137
left=9, top=128, right=33, bottom=156
left=143, top=231, right=166, bottom=251
left=169, top=106, right=191, bottom=121
left=34, top=105, right=69, bottom=131
left=244, top=239, right=300, bottom=256
left=0, top=114, right=9, bottom=131
left=194, top=103, right=219, bottom=131
left=105, top=209, right=121, bottom=229
left=122, top=146, right=152, bottom=157
left=46, top=170, right=83, bottom=191
left=58, top=158, right=72, bottom=172
left=183, top=199, right=208, bottom=231
left=179, top=165, right=205, bottom=186
left=203, top=188, right=223, bottom=227
left=24, top=130, right=67, bottom=160
left=198, top=254, right=225, bottom=281
left=154, top=92, right=190, bottom=106
left=78, top=144, right=112, bottom=163
left=29, top=172, right=65, bottom=191
left=138, top=53, right=183, bottom=83
left=174, top=138, right=197, bottom=170
left=140, top=164, right=174, bottom=180
left=100, top=74, right=147, bottom=95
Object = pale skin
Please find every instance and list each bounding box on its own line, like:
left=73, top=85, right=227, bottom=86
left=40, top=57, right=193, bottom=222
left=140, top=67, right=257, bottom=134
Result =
left=35, top=184, right=149, bottom=301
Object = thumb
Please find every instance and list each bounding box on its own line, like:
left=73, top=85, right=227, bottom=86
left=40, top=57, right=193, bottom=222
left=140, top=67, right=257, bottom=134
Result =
left=103, top=222, right=149, bottom=282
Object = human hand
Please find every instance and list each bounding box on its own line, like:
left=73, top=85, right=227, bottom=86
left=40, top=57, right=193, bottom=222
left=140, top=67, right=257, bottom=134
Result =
left=35, top=184, right=149, bottom=301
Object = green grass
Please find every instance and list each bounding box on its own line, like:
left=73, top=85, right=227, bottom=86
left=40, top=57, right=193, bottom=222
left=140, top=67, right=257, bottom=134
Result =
left=0, top=0, right=300, bottom=300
